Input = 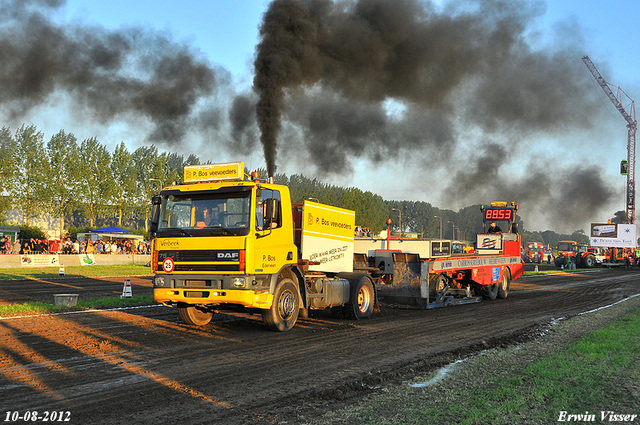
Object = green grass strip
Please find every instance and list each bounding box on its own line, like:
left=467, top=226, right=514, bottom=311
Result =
left=0, top=295, right=156, bottom=315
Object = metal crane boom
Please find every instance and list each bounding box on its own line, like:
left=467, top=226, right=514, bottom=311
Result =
left=582, top=55, right=637, bottom=224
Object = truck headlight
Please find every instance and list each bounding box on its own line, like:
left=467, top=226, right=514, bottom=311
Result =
left=232, top=277, right=246, bottom=288
left=154, top=276, right=165, bottom=287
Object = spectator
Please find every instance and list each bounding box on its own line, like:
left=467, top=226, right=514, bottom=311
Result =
left=13, top=239, right=21, bottom=254
left=63, top=238, right=72, bottom=254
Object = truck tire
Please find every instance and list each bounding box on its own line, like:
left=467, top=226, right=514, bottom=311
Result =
left=498, top=269, right=510, bottom=299
left=262, top=278, right=300, bottom=332
left=483, top=283, right=499, bottom=301
left=343, top=276, right=374, bottom=320
left=178, top=304, right=213, bottom=326
left=582, top=254, right=596, bottom=268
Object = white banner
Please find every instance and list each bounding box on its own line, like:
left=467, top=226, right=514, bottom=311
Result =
left=79, top=253, right=97, bottom=266
left=590, top=223, right=637, bottom=248
left=20, top=254, right=60, bottom=267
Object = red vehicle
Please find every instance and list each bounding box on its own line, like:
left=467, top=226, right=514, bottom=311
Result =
left=555, top=240, right=597, bottom=268
left=523, top=242, right=544, bottom=263
left=356, top=201, right=525, bottom=307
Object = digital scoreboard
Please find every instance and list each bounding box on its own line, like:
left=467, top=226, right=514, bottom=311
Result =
left=484, top=208, right=513, bottom=221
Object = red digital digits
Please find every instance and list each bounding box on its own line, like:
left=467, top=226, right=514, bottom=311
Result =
left=485, top=209, right=512, bottom=220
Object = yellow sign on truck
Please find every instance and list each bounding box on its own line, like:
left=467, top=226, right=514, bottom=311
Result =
left=150, top=162, right=375, bottom=331
left=301, top=200, right=355, bottom=274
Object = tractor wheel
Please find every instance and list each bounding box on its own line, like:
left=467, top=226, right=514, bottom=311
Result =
left=178, top=304, right=213, bottom=326
left=583, top=254, right=596, bottom=268
left=262, top=278, right=300, bottom=332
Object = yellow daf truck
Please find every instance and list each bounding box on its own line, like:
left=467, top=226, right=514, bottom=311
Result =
left=149, top=162, right=375, bottom=331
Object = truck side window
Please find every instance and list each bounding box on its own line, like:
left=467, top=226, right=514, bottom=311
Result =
left=256, top=189, right=281, bottom=230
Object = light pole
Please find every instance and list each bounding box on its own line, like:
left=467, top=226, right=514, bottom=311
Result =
left=448, top=221, right=456, bottom=240
left=149, top=178, right=163, bottom=192
left=392, top=208, right=402, bottom=237
left=434, top=215, right=442, bottom=239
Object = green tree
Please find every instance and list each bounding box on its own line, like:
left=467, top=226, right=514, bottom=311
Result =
left=10, top=125, right=50, bottom=226
left=402, top=201, right=436, bottom=238
left=456, top=204, right=484, bottom=241
left=47, top=130, right=81, bottom=237
left=338, top=188, right=387, bottom=235
left=0, top=127, right=15, bottom=219
left=110, top=142, right=137, bottom=226
left=133, top=145, right=164, bottom=232
left=78, top=137, right=114, bottom=227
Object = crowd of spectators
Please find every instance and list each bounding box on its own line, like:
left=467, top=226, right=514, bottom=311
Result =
left=0, top=236, right=150, bottom=255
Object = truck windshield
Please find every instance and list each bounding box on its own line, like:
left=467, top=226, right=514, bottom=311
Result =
left=157, top=190, right=251, bottom=236
left=557, top=242, right=575, bottom=252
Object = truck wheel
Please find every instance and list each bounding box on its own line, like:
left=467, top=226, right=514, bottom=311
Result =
left=497, top=269, right=510, bottom=299
left=178, top=304, right=213, bottom=326
left=483, top=283, right=499, bottom=301
left=262, top=278, right=300, bottom=331
left=343, top=276, right=374, bottom=320
left=583, top=254, right=596, bottom=268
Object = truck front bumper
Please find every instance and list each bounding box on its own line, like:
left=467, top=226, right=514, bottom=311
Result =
left=154, top=288, right=274, bottom=310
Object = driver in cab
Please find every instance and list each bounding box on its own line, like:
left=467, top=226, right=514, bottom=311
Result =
left=487, top=221, right=502, bottom=233
left=195, top=206, right=218, bottom=228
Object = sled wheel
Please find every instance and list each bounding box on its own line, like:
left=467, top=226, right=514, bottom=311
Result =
left=497, top=269, right=510, bottom=299
left=483, top=283, right=499, bottom=301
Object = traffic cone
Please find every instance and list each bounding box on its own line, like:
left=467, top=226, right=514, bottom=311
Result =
left=58, top=265, right=65, bottom=276
left=121, top=279, right=132, bottom=298
left=534, top=265, right=538, bottom=272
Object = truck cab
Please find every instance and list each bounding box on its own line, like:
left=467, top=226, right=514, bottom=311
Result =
left=150, top=162, right=375, bottom=331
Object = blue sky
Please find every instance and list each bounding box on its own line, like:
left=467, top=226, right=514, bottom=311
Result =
left=7, top=0, right=640, bottom=233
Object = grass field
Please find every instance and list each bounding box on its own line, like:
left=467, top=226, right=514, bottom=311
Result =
left=310, top=295, right=640, bottom=425
left=0, top=295, right=157, bottom=315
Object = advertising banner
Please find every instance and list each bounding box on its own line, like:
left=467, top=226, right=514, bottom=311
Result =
left=476, top=233, right=503, bottom=251
left=79, top=253, right=97, bottom=266
left=20, top=254, right=60, bottom=267
left=301, top=201, right=355, bottom=273
left=590, top=223, right=637, bottom=248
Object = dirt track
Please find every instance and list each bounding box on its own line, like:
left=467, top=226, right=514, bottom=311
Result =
left=1, top=268, right=639, bottom=424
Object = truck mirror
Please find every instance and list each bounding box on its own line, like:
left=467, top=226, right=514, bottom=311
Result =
left=150, top=195, right=162, bottom=234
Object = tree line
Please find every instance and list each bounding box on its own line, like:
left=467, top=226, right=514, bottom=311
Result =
left=0, top=124, right=587, bottom=248
left=0, top=125, right=199, bottom=236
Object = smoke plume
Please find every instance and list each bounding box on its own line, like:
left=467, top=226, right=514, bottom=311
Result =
left=0, top=0, right=221, bottom=146
left=0, top=0, right=628, bottom=231
left=253, top=0, right=620, bottom=230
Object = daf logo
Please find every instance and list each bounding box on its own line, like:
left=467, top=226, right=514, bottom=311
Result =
left=217, top=252, right=239, bottom=260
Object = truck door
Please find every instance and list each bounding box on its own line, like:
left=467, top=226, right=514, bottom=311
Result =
left=250, top=188, right=294, bottom=275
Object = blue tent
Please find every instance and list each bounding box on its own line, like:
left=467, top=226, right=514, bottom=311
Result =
left=90, top=226, right=131, bottom=233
